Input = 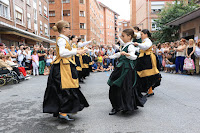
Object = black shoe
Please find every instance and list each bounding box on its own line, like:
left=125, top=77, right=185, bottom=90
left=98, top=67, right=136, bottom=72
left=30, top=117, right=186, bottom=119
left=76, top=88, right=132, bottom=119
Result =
left=53, top=113, right=59, bottom=117
left=109, top=109, right=119, bottom=115
left=146, top=93, right=154, bottom=97
left=58, top=114, right=75, bottom=121
left=79, top=79, right=85, bottom=83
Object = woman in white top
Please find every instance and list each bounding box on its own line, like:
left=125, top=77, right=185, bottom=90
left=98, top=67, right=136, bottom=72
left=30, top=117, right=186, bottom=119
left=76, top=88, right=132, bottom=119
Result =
left=195, top=40, right=200, bottom=74
left=132, top=26, right=142, bottom=43
left=134, top=29, right=161, bottom=97
left=8, top=46, right=18, bottom=63
left=43, top=20, right=89, bottom=121
left=107, top=29, right=146, bottom=115
left=174, top=39, right=187, bottom=74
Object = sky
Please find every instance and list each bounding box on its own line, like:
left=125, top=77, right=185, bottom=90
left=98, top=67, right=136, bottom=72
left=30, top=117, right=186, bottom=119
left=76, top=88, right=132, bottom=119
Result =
left=98, top=0, right=130, bottom=20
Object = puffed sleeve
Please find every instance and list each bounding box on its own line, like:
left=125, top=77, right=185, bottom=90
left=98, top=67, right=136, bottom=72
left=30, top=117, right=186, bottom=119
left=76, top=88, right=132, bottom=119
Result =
left=109, top=52, right=121, bottom=59
left=57, top=38, right=77, bottom=57
left=126, top=45, right=137, bottom=60
left=138, top=39, right=152, bottom=51
left=78, top=41, right=92, bottom=48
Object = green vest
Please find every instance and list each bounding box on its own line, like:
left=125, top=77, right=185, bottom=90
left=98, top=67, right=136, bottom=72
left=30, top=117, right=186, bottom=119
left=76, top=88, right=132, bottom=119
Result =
left=107, top=44, right=136, bottom=87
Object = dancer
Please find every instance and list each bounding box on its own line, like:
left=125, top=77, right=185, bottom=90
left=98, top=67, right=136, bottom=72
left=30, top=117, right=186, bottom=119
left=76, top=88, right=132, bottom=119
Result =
left=132, top=26, right=142, bottom=43
left=134, top=29, right=161, bottom=97
left=107, top=29, right=146, bottom=115
left=43, top=20, right=89, bottom=121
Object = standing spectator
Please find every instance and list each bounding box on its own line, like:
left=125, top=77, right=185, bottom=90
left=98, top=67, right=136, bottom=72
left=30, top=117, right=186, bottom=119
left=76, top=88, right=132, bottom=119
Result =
left=106, top=45, right=115, bottom=65
left=156, top=44, right=163, bottom=70
left=46, top=50, right=53, bottom=70
left=174, top=39, right=186, bottom=74
left=97, top=52, right=103, bottom=66
left=37, top=44, right=46, bottom=75
left=8, top=46, right=18, bottom=63
left=32, top=50, right=39, bottom=76
left=0, top=43, right=6, bottom=55
left=17, top=44, right=25, bottom=66
left=195, top=40, right=200, bottom=74
left=53, top=51, right=56, bottom=61
left=186, top=39, right=196, bottom=75
left=24, top=47, right=32, bottom=70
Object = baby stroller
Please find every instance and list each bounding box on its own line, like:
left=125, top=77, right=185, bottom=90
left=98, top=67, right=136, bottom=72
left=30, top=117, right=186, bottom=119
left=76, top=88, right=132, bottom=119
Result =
left=0, top=67, right=20, bottom=86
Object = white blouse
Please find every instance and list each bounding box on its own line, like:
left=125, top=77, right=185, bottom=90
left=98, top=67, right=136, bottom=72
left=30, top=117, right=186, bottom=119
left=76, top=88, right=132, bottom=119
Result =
left=57, top=34, right=77, bottom=57
left=135, top=32, right=141, bottom=39
left=137, top=38, right=152, bottom=51
left=109, top=40, right=137, bottom=60
left=78, top=41, right=92, bottom=48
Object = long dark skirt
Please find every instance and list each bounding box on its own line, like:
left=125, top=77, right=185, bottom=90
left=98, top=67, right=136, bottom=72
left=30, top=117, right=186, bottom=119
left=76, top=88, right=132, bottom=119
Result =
left=109, top=66, right=146, bottom=111
left=82, top=55, right=90, bottom=78
left=43, top=63, right=89, bottom=114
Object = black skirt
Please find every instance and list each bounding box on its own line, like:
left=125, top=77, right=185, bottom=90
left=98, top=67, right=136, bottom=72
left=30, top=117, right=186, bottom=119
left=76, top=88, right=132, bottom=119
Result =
left=43, top=63, right=89, bottom=114
left=108, top=65, right=146, bottom=111
left=82, top=55, right=90, bottom=78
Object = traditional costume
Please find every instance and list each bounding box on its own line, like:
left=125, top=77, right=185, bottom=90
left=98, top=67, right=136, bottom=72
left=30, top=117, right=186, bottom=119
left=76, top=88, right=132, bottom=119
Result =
left=136, top=38, right=161, bottom=95
left=133, top=32, right=142, bottom=43
left=107, top=39, right=146, bottom=114
left=43, top=34, right=89, bottom=118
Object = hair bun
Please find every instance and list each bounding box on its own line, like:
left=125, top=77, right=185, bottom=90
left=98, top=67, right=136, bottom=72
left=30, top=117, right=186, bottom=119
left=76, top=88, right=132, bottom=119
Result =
left=52, top=25, right=58, bottom=32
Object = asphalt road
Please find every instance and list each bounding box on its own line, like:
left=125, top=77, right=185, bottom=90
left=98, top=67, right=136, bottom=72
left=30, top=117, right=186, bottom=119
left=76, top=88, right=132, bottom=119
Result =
left=0, top=72, right=200, bottom=133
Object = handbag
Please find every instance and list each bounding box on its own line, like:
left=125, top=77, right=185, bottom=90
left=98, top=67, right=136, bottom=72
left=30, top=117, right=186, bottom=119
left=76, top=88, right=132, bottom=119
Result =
left=183, top=58, right=195, bottom=70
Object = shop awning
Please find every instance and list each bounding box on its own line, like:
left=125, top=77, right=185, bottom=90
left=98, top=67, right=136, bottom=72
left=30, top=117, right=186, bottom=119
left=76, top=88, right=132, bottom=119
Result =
left=166, top=7, right=200, bottom=26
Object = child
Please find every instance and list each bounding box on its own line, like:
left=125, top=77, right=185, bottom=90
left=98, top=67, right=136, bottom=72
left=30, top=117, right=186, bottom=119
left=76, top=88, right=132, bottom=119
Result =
left=108, top=63, right=114, bottom=71
left=103, top=62, right=110, bottom=71
left=43, top=66, right=50, bottom=75
left=91, top=61, right=97, bottom=72
left=97, top=52, right=103, bottom=66
left=31, top=50, right=39, bottom=76
left=107, top=29, right=146, bottom=115
left=96, top=62, right=104, bottom=72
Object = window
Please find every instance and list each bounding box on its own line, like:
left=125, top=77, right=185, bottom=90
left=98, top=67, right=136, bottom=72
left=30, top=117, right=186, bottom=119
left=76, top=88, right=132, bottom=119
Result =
left=79, top=11, right=85, bottom=17
left=44, top=6, right=47, bottom=18
left=80, top=23, right=85, bottom=29
left=49, top=0, right=55, bottom=4
left=50, top=36, right=56, bottom=42
left=16, top=11, right=22, bottom=24
left=63, top=10, right=70, bottom=16
left=80, top=0, right=84, bottom=4
left=27, top=13, right=31, bottom=29
left=151, top=19, right=157, bottom=31
left=39, top=1, right=42, bottom=14
left=0, top=2, right=9, bottom=19
left=34, top=8, right=37, bottom=21
left=44, top=24, right=48, bottom=36
left=118, top=22, right=121, bottom=26
left=40, top=21, right=43, bottom=30
left=63, top=0, right=70, bottom=3
left=50, top=23, right=55, bottom=29
left=124, top=23, right=127, bottom=27
left=49, top=11, right=55, bottom=16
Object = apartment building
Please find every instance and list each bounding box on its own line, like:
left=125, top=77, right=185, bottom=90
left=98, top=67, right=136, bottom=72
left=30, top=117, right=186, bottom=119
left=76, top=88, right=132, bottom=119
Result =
left=130, top=0, right=188, bottom=32
left=49, top=0, right=119, bottom=46
left=0, top=0, right=54, bottom=47
left=117, top=19, right=131, bottom=36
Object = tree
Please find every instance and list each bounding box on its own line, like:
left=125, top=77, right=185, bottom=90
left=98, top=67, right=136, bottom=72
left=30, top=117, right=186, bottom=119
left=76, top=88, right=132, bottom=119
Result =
left=152, top=0, right=199, bottom=44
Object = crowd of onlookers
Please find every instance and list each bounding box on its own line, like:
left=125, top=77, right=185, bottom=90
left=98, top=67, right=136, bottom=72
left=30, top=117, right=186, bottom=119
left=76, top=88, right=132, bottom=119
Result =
left=0, top=37, right=199, bottom=86
left=153, top=38, right=200, bottom=75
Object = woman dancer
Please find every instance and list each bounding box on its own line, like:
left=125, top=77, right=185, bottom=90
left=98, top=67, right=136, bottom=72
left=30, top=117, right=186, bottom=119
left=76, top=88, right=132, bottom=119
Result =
left=134, top=29, right=161, bottom=97
left=43, top=20, right=89, bottom=121
left=107, top=29, right=146, bottom=115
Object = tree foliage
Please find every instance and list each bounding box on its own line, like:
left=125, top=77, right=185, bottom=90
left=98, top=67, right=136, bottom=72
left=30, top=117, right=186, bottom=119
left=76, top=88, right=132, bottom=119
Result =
left=152, top=0, right=199, bottom=44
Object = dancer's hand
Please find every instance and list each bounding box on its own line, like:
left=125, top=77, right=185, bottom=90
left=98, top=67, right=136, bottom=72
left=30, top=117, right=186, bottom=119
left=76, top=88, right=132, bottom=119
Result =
left=120, top=51, right=126, bottom=55
left=134, top=43, right=139, bottom=46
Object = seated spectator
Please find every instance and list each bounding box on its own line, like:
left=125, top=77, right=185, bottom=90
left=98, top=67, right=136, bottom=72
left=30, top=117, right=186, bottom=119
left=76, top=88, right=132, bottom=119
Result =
left=96, top=62, right=104, bottom=72
left=108, top=62, right=114, bottom=71
left=43, top=66, right=50, bottom=75
left=103, top=62, right=110, bottom=71
left=92, top=61, right=97, bottom=72
left=0, top=54, right=12, bottom=70
left=165, top=53, right=176, bottom=73
left=6, top=55, right=21, bottom=76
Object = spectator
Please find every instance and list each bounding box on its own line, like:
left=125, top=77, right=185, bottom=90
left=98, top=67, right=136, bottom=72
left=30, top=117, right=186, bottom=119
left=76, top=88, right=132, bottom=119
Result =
left=97, top=52, right=103, bottom=66
left=103, top=62, right=110, bottom=71
left=0, top=43, right=6, bottom=55
left=165, top=53, right=176, bottom=73
left=91, top=61, right=97, bottom=72
left=186, top=39, right=196, bottom=75
left=174, top=39, right=186, bottom=74
left=32, top=50, right=39, bottom=76
left=8, top=46, right=18, bottom=63
left=24, top=47, right=32, bottom=70
left=6, top=55, right=21, bottom=76
left=106, top=45, right=115, bottom=65
left=46, top=50, right=53, bottom=71
left=195, top=40, right=200, bottom=74
left=0, top=54, right=12, bottom=70
left=156, top=44, right=163, bottom=70
left=53, top=51, right=56, bottom=61
left=96, top=62, right=104, bottom=72
left=108, top=62, right=114, bottom=71
left=37, top=44, right=46, bottom=75
left=17, top=44, right=25, bottom=66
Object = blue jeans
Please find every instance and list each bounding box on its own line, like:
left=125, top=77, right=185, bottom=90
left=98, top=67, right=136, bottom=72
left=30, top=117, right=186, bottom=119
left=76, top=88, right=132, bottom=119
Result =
left=107, top=59, right=114, bottom=66
left=175, top=56, right=185, bottom=73
left=158, top=55, right=163, bottom=68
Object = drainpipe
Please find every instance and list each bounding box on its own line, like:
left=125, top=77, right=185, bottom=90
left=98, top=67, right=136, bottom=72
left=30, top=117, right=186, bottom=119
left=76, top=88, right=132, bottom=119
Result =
left=13, top=0, right=16, bottom=27
left=148, top=0, right=150, bottom=30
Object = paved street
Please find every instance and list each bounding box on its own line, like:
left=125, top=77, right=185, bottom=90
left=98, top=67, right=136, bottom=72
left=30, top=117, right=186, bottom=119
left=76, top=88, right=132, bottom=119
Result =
left=0, top=72, right=200, bottom=133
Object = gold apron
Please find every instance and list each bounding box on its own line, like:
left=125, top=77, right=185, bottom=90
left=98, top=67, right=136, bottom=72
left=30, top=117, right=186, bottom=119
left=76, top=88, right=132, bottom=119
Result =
left=137, top=46, right=159, bottom=78
left=52, top=37, right=79, bottom=89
